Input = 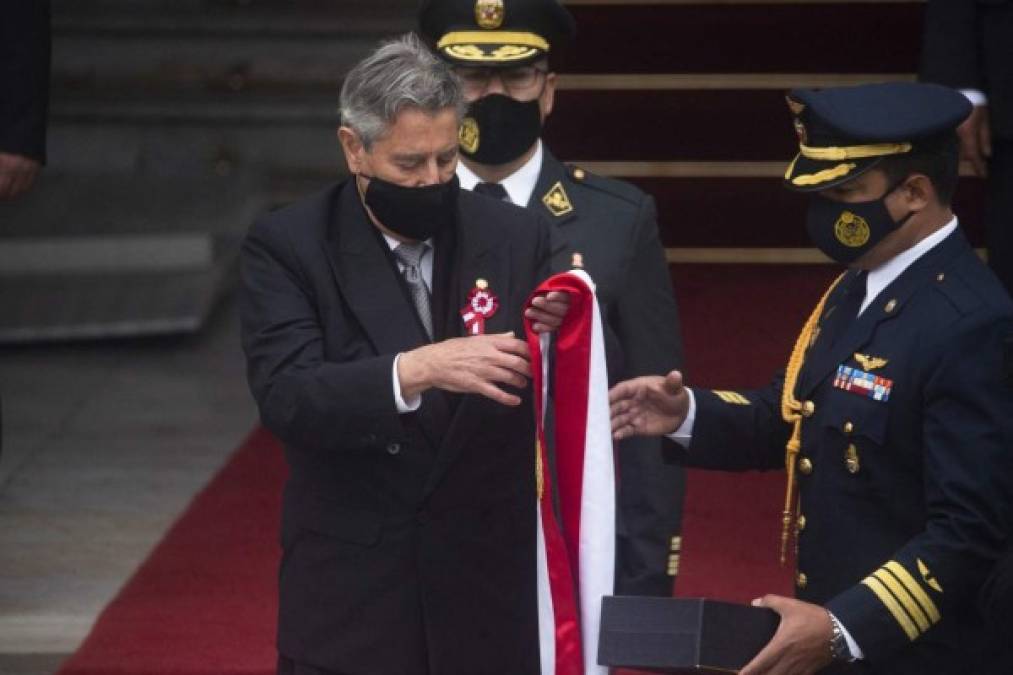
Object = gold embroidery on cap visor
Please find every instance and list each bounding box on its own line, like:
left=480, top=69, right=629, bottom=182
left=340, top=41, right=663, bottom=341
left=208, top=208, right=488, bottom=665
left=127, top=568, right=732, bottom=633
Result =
left=475, top=0, right=505, bottom=29
left=834, top=211, right=871, bottom=248
left=791, top=162, right=858, bottom=187
left=438, top=31, right=549, bottom=63
left=459, top=117, right=479, bottom=154
left=800, top=142, right=913, bottom=161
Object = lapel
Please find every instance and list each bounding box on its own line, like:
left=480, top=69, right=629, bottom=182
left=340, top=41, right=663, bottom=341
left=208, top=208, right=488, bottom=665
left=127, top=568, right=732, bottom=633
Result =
left=323, top=181, right=451, bottom=448
left=323, top=180, right=430, bottom=355
left=422, top=193, right=513, bottom=498
left=797, top=229, right=969, bottom=399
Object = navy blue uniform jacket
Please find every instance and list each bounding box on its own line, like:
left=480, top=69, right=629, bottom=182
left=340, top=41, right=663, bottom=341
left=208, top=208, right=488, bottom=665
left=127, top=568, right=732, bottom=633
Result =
left=667, top=229, right=1013, bottom=673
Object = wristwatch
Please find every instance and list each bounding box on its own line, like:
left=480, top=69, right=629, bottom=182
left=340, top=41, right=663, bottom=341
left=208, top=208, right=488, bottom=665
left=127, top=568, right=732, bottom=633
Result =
left=828, top=611, right=854, bottom=662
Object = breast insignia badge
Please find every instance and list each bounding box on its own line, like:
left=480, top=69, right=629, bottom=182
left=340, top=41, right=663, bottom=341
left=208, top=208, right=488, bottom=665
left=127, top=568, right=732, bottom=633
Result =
left=461, top=278, right=499, bottom=335
left=854, top=353, right=888, bottom=371
left=542, top=181, right=574, bottom=217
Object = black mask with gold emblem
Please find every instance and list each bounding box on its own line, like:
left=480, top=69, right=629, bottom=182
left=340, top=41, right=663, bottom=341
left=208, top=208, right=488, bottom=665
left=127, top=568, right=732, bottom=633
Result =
left=459, top=93, right=542, bottom=165
left=805, top=180, right=914, bottom=264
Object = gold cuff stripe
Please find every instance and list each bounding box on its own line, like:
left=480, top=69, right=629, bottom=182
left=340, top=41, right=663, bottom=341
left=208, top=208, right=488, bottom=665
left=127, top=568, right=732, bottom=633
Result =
left=437, top=31, right=550, bottom=50
left=873, top=570, right=931, bottom=633
left=714, top=390, right=750, bottom=405
left=861, top=576, right=920, bottom=641
left=885, top=561, right=941, bottom=623
left=790, top=162, right=857, bottom=186
left=799, top=143, right=913, bottom=161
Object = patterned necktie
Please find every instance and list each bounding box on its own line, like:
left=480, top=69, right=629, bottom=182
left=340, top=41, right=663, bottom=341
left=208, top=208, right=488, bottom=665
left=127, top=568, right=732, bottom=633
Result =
left=393, top=242, right=433, bottom=340
left=474, top=182, right=510, bottom=202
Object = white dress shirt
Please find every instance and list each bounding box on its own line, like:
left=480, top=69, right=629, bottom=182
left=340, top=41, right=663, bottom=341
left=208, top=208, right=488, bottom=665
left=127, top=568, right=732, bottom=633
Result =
left=456, top=140, right=544, bottom=207
left=665, top=217, right=961, bottom=659
left=383, top=232, right=432, bottom=414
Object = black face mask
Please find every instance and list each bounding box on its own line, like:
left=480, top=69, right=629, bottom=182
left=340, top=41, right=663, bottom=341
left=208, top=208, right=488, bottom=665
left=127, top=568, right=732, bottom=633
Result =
left=805, top=180, right=915, bottom=264
left=459, top=94, right=542, bottom=165
left=361, top=173, right=459, bottom=242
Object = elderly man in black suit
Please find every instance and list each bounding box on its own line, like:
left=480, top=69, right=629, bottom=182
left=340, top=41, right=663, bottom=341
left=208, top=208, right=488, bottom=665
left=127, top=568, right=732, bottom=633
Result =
left=0, top=0, right=50, bottom=200
left=240, top=33, right=568, bottom=675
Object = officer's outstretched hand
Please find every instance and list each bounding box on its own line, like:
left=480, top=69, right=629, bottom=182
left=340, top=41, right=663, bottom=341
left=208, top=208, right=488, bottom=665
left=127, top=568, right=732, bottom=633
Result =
left=739, top=595, right=833, bottom=675
left=608, top=370, right=689, bottom=440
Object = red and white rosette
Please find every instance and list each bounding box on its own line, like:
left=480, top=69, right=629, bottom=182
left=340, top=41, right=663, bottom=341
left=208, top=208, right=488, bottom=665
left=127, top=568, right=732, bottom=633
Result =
left=524, top=269, right=615, bottom=675
left=461, top=279, right=499, bottom=335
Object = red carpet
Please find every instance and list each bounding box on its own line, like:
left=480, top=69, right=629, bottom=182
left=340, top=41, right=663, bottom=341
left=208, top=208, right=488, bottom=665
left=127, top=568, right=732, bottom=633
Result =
left=58, top=428, right=285, bottom=675
left=58, top=264, right=838, bottom=674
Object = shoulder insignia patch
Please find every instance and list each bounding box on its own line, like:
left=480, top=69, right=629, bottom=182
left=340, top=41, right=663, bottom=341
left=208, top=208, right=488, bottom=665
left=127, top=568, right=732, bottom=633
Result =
left=854, top=353, right=888, bottom=371
left=542, top=181, right=574, bottom=217
left=714, top=390, right=749, bottom=406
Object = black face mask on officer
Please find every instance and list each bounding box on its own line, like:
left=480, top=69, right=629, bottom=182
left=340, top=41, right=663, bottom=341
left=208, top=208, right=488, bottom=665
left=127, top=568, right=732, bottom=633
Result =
left=459, top=94, right=542, bottom=165
left=361, top=173, right=460, bottom=242
left=806, top=178, right=915, bottom=264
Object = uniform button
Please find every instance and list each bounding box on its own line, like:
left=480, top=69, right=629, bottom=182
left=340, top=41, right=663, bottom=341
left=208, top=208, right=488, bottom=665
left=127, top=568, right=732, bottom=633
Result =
left=936, top=273, right=946, bottom=282
left=573, top=168, right=586, bottom=180
left=797, top=514, right=807, bottom=532
left=801, top=400, right=816, bottom=417
left=798, top=457, right=813, bottom=475
left=843, top=421, right=854, bottom=435
left=386, top=442, right=401, bottom=455
left=885, top=298, right=898, bottom=313
left=796, top=572, right=808, bottom=589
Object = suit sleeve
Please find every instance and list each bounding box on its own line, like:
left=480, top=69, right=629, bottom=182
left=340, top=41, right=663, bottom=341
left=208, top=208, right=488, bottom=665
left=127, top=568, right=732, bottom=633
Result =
left=826, top=313, right=1013, bottom=665
left=0, top=0, right=50, bottom=161
left=613, top=194, right=684, bottom=376
left=663, top=374, right=792, bottom=472
left=238, top=219, right=405, bottom=454
left=920, top=0, right=982, bottom=92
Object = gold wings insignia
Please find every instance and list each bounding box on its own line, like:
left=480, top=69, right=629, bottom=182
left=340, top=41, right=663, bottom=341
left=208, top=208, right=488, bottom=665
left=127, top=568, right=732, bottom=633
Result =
left=854, top=353, right=888, bottom=371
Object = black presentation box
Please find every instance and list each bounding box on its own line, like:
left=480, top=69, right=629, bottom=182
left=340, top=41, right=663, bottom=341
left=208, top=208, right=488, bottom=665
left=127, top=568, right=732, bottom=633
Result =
left=597, top=596, right=780, bottom=674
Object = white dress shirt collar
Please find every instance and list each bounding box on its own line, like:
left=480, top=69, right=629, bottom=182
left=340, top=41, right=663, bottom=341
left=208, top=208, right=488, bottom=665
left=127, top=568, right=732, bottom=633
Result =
left=456, top=140, right=544, bottom=207
left=860, top=217, right=959, bottom=315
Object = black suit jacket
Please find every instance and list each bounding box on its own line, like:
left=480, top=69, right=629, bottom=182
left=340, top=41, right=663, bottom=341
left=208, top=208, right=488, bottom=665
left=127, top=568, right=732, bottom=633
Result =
left=0, top=0, right=50, bottom=161
left=921, top=0, right=1013, bottom=140
left=239, top=179, right=552, bottom=675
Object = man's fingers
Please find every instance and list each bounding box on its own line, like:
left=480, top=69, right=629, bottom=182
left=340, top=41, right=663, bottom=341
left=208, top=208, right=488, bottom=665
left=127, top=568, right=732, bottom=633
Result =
left=476, top=380, right=521, bottom=407
left=491, top=335, right=530, bottom=359
left=483, top=364, right=528, bottom=390
left=980, top=108, right=993, bottom=158
left=661, top=370, right=684, bottom=395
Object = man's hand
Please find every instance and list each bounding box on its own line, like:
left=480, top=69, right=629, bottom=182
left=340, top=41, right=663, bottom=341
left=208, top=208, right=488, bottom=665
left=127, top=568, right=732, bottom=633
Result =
left=957, top=105, right=992, bottom=178
left=525, top=290, right=570, bottom=333
left=0, top=152, right=41, bottom=200
left=608, top=370, right=689, bottom=440
left=398, top=332, right=531, bottom=406
left=740, top=595, right=833, bottom=675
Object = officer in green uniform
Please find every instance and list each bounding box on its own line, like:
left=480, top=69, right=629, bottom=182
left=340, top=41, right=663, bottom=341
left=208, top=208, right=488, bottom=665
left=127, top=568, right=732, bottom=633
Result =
left=609, top=82, right=1013, bottom=674
left=419, top=0, right=687, bottom=596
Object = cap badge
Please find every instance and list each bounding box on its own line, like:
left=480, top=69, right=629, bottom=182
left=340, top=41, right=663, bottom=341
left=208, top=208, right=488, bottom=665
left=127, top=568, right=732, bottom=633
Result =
left=459, top=117, right=480, bottom=154
left=542, top=181, right=574, bottom=217
left=834, top=211, right=871, bottom=248
left=475, top=0, right=505, bottom=29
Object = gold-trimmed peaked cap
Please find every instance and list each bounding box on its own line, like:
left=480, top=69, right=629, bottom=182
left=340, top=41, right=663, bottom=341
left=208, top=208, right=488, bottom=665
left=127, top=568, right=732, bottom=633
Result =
left=419, top=0, right=576, bottom=67
left=783, top=82, right=972, bottom=192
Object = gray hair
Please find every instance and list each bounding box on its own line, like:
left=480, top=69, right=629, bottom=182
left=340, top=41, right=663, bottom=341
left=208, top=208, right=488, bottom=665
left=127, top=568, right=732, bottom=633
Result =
left=339, top=33, right=466, bottom=148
